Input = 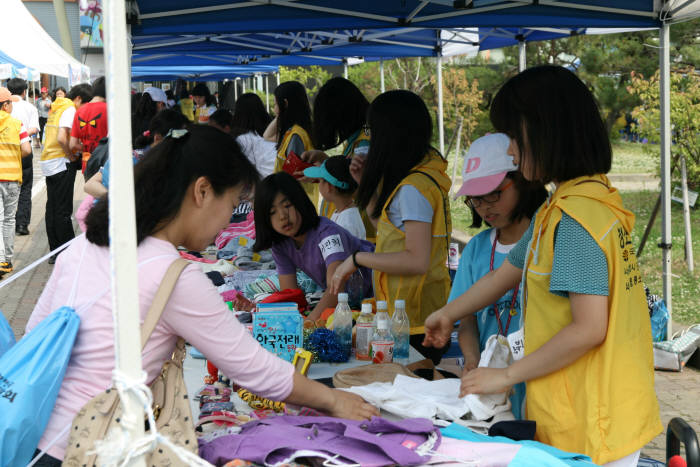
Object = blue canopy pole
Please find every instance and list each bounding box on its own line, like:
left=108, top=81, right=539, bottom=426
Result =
left=436, top=53, right=444, bottom=156
left=380, top=59, right=385, bottom=93
left=659, top=19, right=673, bottom=337
left=343, top=59, right=348, bottom=79
left=518, top=39, right=526, bottom=71
left=265, top=74, right=269, bottom=112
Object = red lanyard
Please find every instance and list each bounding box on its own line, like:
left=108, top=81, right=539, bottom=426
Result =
left=489, top=231, right=520, bottom=336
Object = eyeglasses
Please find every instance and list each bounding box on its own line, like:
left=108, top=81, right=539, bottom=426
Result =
left=466, top=180, right=513, bottom=208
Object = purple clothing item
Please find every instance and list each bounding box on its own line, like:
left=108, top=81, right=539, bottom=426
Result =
left=199, top=415, right=441, bottom=467
left=272, top=217, right=374, bottom=296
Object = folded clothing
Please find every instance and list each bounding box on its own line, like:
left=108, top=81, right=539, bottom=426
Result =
left=200, top=259, right=237, bottom=277
left=199, top=415, right=440, bottom=467
left=206, top=271, right=225, bottom=287
left=216, top=211, right=256, bottom=250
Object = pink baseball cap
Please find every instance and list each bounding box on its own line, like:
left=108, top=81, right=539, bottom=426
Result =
left=454, top=133, right=517, bottom=199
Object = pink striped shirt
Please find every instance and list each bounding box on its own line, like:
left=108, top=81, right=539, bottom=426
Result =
left=26, top=235, right=294, bottom=460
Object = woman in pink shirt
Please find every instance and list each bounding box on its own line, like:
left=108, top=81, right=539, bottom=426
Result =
left=26, top=125, right=377, bottom=465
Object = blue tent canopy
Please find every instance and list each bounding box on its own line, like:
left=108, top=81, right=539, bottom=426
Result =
left=131, top=64, right=278, bottom=80
left=132, top=0, right=659, bottom=37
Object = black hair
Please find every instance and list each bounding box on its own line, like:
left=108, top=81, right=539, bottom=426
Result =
left=132, top=92, right=159, bottom=142
left=91, top=77, right=106, bottom=99
left=209, top=108, right=233, bottom=130
left=490, top=65, right=611, bottom=184
left=231, top=93, right=272, bottom=137
left=165, top=90, right=174, bottom=100
left=7, top=78, right=27, bottom=96
left=322, top=156, right=357, bottom=195
left=253, top=172, right=320, bottom=252
left=355, top=90, right=435, bottom=219
left=312, top=77, right=369, bottom=151
left=68, top=83, right=93, bottom=102
left=86, top=125, right=259, bottom=246
left=191, top=83, right=210, bottom=98
left=467, top=171, right=548, bottom=228
left=179, top=88, right=190, bottom=99
left=274, top=81, right=312, bottom=149
left=133, top=109, right=189, bottom=149
left=51, top=87, right=67, bottom=101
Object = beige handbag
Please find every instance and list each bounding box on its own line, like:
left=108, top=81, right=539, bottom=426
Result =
left=62, top=258, right=198, bottom=467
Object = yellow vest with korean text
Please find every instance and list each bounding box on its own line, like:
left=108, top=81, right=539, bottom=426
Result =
left=523, top=174, right=662, bottom=464
left=275, top=124, right=318, bottom=206
left=41, top=97, right=74, bottom=162
left=374, top=151, right=451, bottom=334
left=0, top=111, right=23, bottom=183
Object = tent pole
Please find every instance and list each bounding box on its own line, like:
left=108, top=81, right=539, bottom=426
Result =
left=103, top=0, right=145, bottom=463
left=518, top=40, right=526, bottom=71
left=680, top=156, right=694, bottom=272
left=265, top=74, right=269, bottom=112
left=659, top=20, right=673, bottom=337
left=380, top=59, right=385, bottom=93
left=343, top=61, right=348, bottom=79
left=52, top=0, right=75, bottom=58
left=242, top=78, right=246, bottom=93
left=436, top=54, right=445, bottom=156
left=234, top=78, right=238, bottom=101
left=276, top=72, right=280, bottom=87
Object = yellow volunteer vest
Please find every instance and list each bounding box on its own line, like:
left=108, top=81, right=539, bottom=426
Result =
left=275, top=124, right=318, bottom=206
left=523, top=175, right=662, bottom=464
left=0, top=112, right=24, bottom=183
left=374, top=152, right=451, bottom=334
left=41, top=98, right=74, bottom=162
left=318, top=130, right=376, bottom=242
left=179, top=98, right=195, bottom=122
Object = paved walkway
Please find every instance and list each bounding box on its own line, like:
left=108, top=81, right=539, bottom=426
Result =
left=0, top=153, right=697, bottom=463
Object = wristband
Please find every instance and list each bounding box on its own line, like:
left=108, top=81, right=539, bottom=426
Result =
left=352, top=250, right=360, bottom=269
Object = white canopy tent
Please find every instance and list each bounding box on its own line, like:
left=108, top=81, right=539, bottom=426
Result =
left=3, top=0, right=89, bottom=83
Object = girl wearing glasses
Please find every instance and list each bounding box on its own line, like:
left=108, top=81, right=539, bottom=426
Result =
left=450, top=133, right=547, bottom=419
left=423, top=66, right=661, bottom=466
left=329, top=90, right=452, bottom=365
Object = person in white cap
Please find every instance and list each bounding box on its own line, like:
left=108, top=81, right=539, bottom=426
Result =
left=448, top=132, right=547, bottom=420
left=132, top=87, right=167, bottom=140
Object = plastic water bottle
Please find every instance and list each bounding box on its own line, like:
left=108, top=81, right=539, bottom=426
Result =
left=355, top=303, right=374, bottom=361
left=392, top=299, right=410, bottom=361
left=333, top=293, right=353, bottom=358
left=374, top=300, right=390, bottom=329
left=370, top=319, right=394, bottom=364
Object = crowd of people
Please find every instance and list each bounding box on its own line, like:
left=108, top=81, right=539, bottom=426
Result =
left=3, top=66, right=661, bottom=467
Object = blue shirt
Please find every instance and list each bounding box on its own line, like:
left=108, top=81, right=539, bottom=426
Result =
left=449, top=227, right=526, bottom=419
left=507, top=212, right=608, bottom=297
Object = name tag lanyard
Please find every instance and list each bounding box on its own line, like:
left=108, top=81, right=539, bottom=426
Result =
left=490, top=231, right=520, bottom=337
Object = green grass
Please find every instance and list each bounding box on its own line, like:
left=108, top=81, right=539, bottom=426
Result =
left=610, top=141, right=658, bottom=174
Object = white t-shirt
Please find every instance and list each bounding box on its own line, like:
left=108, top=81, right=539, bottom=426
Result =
left=236, top=131, right=276, bottom=178
left=11, top=98, right=39, bottom=133
left=331, top=206, right=366, bottom=240
left=40, top=106, right=75, bottom=177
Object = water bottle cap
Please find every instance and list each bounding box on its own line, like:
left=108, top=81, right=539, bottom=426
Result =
left=361, top=303, right=373, bottom=314
left=395, top=299, right=406, bottom=308
left=338, top=293, right=349, bottom=302
left=376, top=300, right=388, bottom=310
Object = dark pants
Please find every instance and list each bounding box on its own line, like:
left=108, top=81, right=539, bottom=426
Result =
left=45, top=165, right=76, bottom=252
left=31, top=449, right=61, bottom=466
left=39, top=116, right=47, bottom=141
left=15, top=158, right=33, bottom=228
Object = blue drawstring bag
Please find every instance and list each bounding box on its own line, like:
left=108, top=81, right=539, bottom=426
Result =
left=0, top=307, right=80, bottom=467
left=650, top=299, right=669, bottom=342
left=0, top=311, right=15, bottom=358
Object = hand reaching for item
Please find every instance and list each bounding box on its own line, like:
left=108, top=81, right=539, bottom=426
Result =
left=349, top=154, right=366, bottom=185
left=328, top=389, right=379, bottom=420
left=422, top=308, right=454, bottom=349
left=460, top=367, right=512, bottom=398
left=329, top=256, right=357, bottom=295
